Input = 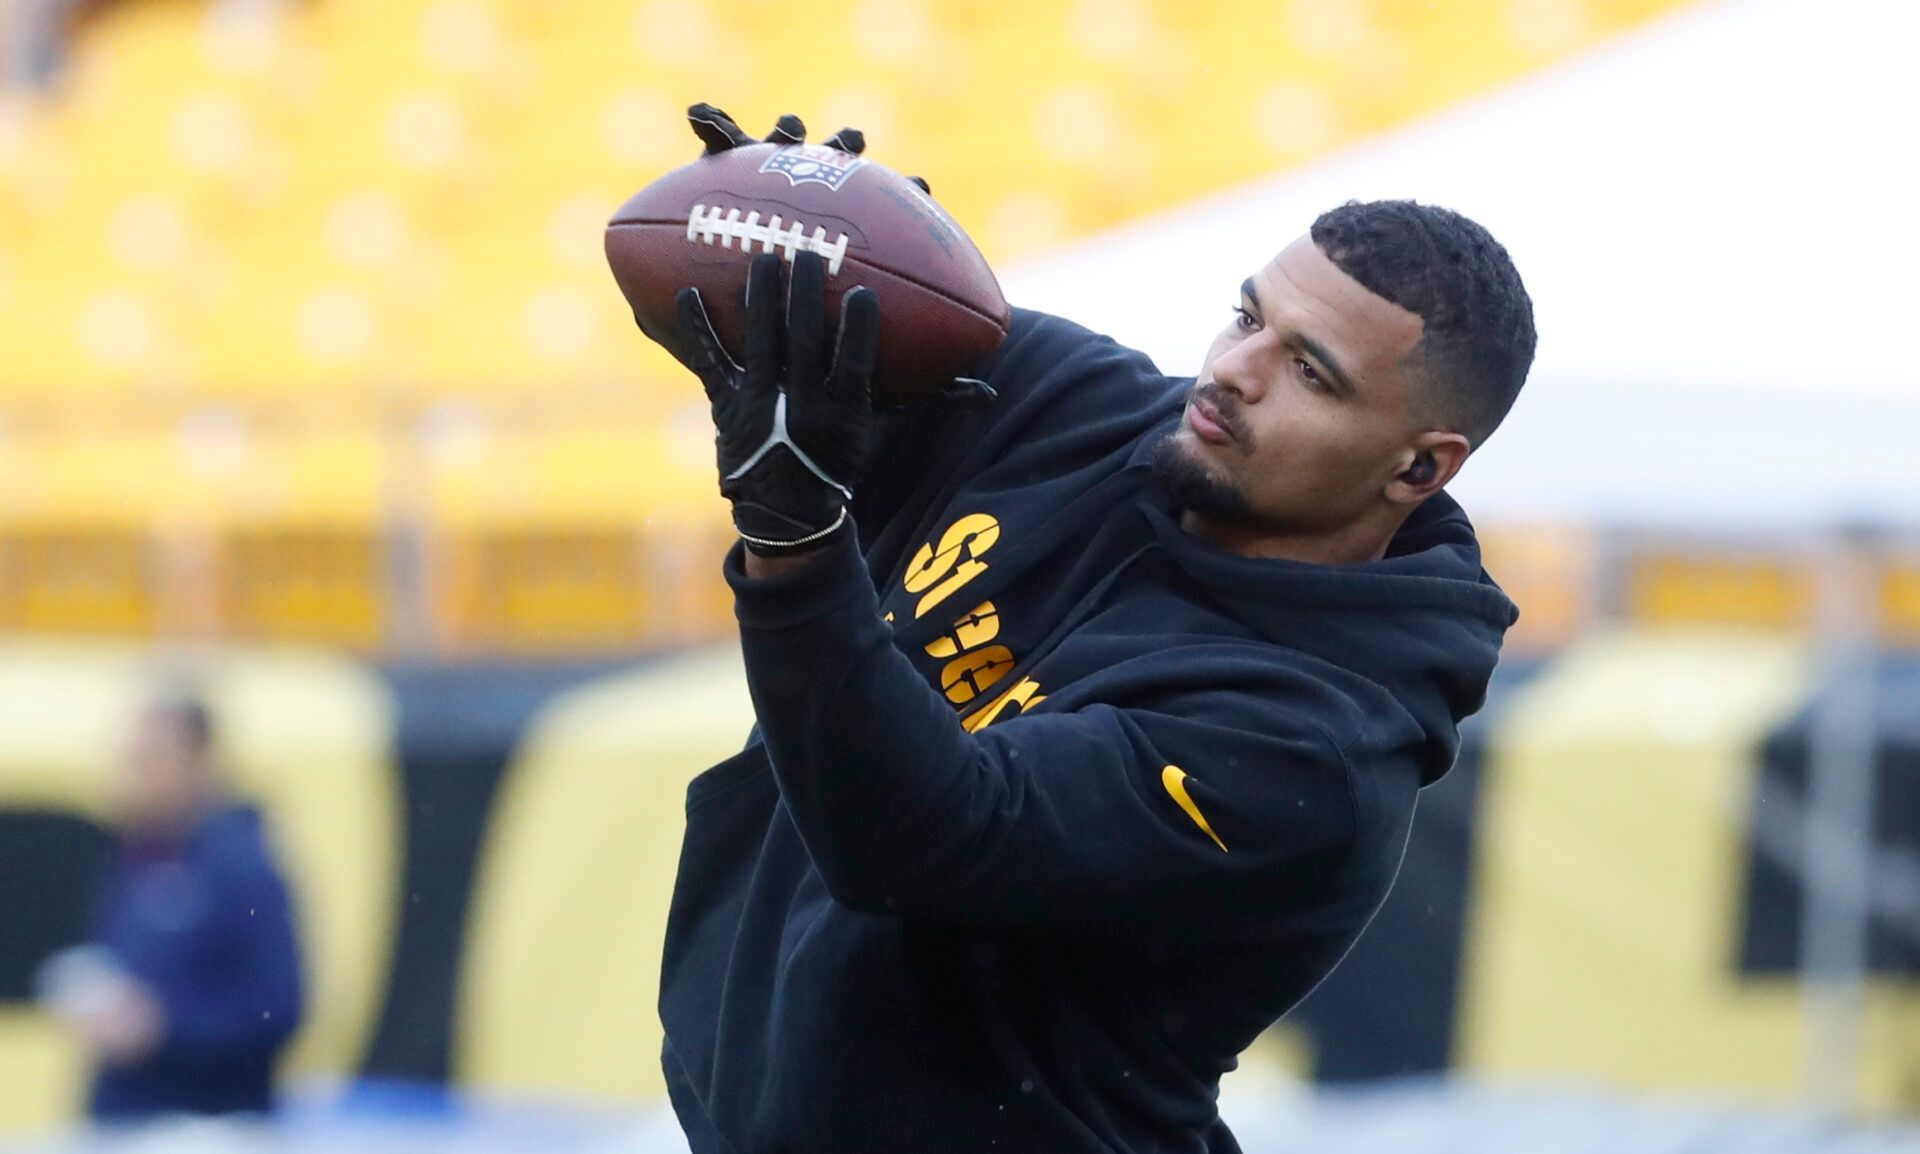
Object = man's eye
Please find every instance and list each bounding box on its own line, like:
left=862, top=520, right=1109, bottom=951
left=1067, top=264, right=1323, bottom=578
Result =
left=1296, top=358, right=1323, bottom=388
left=1231, top=305, right=1258, bottom=332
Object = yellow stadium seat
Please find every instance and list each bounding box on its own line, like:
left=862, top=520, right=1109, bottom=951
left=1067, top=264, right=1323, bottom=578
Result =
left=0, top=528, right=159, bottom=637
left=1479, top=526, right=1596, bottom=654
left=216, top=528, right=388, bottom=648
left=0, top=422, right=394, bottom=647
left=206, top=424, right=392, bottom=648
left=1884, top=564, right=1920, bottom=647
left=0, top=430, right=186, bottom=635
left=420, top=415, right=732, bottom=653
left=1630, top=554, right=1816, bottom=633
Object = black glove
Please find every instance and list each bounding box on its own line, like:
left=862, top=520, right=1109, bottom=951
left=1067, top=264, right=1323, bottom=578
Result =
left=685, top=103, right=846, bottom=156
left=684, top=103, right=929, bottom=192
left=673, top=251, right=879, bottom=555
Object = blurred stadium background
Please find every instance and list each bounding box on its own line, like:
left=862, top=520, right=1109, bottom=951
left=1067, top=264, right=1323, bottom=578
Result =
left=1, top=0, right=1917, bottom=1150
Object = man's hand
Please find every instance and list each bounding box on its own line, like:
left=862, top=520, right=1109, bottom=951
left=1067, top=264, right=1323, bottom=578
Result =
left=80, top=978, right=164, bottom=1067
left=683, top=102, right=930, bottom=194
left=686, top=102, right=868, bottom=160
left=673, top=251, right=879, bottom=556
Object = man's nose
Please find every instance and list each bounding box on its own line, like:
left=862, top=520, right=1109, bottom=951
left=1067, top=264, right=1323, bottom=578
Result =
left=1209, top=335, right=1267, bottom=404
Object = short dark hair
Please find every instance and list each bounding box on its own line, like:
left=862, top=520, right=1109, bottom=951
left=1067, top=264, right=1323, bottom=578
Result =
left=1310, top=200, right=1536, bottom=449
left=150, top=694, right=214, bottom=755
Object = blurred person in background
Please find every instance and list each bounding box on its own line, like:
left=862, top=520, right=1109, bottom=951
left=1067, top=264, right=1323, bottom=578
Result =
left=4, top=0, right=104, bottom=91
left=3, top=0, right=292, bottom=92
left=37, top=692, right=303, bottom=1124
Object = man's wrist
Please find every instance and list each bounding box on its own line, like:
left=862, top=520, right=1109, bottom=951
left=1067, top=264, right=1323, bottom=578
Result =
left=732, top=502, right=850, bottom=564
left=743, top=547, right=831, bottom=579
left=726, top=526, right=871, bottom=631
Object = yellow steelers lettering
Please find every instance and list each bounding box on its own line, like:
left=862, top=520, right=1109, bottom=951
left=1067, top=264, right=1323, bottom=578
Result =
left=924, top=601, right=1000, bottom=659
left=961, top=677, right=1047, bottom=733
left=903, top=513, right=999, bottom=619
left=903, top=515, right=1000, bottom=592
left=914, top=561, right=990, bottom=620
left=940, top=646, right=1016, bottom=705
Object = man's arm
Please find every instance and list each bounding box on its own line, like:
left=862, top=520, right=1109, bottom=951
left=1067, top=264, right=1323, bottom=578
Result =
left=728, top=531, right=1366, bottom=940
left=150, top=840, right=303, bottom=1070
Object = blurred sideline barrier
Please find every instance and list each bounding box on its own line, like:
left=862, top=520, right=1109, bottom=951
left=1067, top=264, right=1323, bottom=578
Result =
left=7, top=458, right=1920, bottom=655
left=455, top=647, right=753, bottom=1101
left=1457, top=631, right=1919, bottom=1103
left=2, top=631, right=1916, bottom=1136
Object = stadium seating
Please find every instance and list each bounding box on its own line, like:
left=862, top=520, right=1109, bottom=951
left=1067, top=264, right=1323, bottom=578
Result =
left=0, top=0, right=1821, bottom=655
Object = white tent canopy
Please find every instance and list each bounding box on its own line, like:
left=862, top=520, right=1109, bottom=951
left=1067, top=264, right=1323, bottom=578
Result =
left=999, top=0, right=1919, bottom=529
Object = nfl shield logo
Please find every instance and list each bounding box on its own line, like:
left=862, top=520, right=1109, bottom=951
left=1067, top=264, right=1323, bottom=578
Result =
left=759, top=144, right=868, bottom=191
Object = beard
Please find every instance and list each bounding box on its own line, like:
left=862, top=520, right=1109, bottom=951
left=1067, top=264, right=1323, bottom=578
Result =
left=1147, top=430, right=1259, bottom=526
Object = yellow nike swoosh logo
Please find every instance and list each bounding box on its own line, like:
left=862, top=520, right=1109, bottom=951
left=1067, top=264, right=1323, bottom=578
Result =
left=1161, top=765, right=1227, bottom=853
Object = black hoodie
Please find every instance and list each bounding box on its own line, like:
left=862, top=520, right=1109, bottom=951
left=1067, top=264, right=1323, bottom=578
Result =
left=659, top=311, right=1517, bottom=1153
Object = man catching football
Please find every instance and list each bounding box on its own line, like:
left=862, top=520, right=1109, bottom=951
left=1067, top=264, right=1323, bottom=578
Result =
left=650, top=105, right=1535, bottom=1154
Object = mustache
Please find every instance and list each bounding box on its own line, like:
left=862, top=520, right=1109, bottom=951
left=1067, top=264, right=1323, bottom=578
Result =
left=1189, top=381, right=1254, bottom=451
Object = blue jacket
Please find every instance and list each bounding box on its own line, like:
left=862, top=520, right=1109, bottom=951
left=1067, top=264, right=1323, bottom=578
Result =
left=660, top=311, right=1517, bottom=1152
left=89, top=804, right=304, bottom=1120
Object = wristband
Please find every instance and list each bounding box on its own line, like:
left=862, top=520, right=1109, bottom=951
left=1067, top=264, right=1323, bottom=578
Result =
left=736, top=507, right=850, bottom=556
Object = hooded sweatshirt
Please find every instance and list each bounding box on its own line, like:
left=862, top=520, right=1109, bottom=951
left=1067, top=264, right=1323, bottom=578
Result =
left=89, top=804, right=304, bottom=1121
left=659, top=310, right=1517, bottom=1153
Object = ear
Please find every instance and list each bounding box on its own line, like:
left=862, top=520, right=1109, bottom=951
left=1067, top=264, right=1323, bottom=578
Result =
left=1385, top=431, right=1470, bottom=505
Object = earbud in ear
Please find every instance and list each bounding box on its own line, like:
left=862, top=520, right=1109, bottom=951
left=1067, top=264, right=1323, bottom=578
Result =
left=1402, top=452, right=1436, bottom=485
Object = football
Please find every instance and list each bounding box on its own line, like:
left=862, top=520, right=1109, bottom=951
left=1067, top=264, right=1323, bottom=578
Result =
left=606, top=143, right=1012, bottom=405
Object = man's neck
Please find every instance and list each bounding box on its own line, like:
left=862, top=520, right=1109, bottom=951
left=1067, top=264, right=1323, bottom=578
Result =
left=1179, top=508, right=1398, bottom=565
left=132, top=794, right=214, bottom=843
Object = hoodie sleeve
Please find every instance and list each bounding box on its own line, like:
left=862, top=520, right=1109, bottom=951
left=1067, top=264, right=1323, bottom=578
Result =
left=853, top=310, right=1174, bottom=555
left=151, top=827, right=304, bottom=1070
left=726, top=533, right=1367, bottom=940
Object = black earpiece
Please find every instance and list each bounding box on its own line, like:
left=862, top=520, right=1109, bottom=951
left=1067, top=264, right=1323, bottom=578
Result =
left=1401, top=452, right=1436, bottom=485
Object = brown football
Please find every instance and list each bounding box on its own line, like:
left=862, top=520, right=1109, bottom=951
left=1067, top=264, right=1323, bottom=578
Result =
left=605, top=143, right=1011, bottom=405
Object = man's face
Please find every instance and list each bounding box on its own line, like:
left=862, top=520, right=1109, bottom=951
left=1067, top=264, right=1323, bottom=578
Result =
left=121, top=708, right=208, bottom=832
left=1154, top=235, right=1428, bottom=541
